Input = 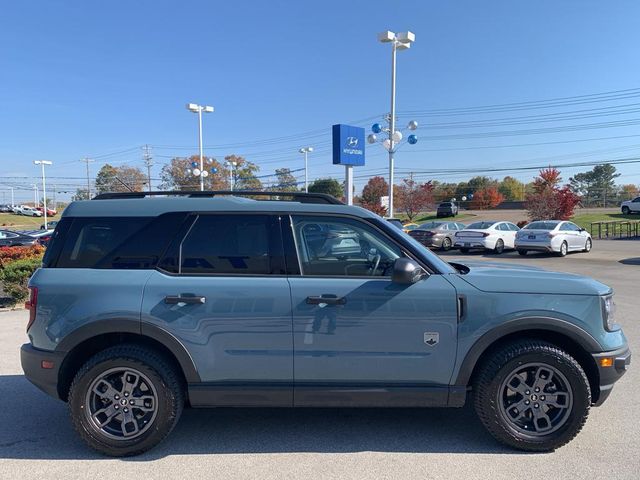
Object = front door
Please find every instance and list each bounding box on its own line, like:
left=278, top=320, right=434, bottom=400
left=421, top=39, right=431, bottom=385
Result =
left=141, top=213, right=293, bottom=406
left=286, top=215, right=459, bottom=407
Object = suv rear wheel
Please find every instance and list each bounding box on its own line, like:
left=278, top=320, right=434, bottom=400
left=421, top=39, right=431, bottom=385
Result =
left=473, top=340, right=590, bottom=452
left=68, top=344, right=184, bottom=456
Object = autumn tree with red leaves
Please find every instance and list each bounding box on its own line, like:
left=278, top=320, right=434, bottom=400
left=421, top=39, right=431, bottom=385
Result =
left=395, top=177, right=434, bottom=221
left=470, top=187, right=504, bottom=209
left=359, top=176, right=388, bottom=216
left=526, top=167, right=581, bottom=220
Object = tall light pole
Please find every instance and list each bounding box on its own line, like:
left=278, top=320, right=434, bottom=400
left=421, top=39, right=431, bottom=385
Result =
left=377, top=30, right=415, bottom=218
left=186, top=103, right=214, bottom=191
left=298, top=147, right=314, bottom=193
left=34, top=161, right=52, bottom=229
left=226, top=161, right=237, bottom=191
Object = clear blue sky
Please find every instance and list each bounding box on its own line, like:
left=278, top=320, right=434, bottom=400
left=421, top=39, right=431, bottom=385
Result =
left=2, top=0, right=640, bottom=202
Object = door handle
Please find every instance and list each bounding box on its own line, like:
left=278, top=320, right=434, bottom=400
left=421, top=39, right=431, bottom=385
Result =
left=164, top=295, right=206, bottom=305
left=306, top=295, right=347, bottom=306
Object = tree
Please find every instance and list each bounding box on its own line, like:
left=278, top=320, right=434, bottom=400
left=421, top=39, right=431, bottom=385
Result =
left=159, top=155, right=227, bottom=191
left=95, top=164, right=147, bottom=193
left=470, top=187, right=504, bottom=209
left=569, top=164, right=620, bottom=207
left=395, top=178, right=434, bottom=221
left=308, top=178, right=343, bottom=199
left=619, top=184, right=639, bottom=201
left=360, top=176, right=388, bottom=216
left=227, top=155, right=262, bottom=191
left=498, top=176, right=525, bottom=201
left=72, top=188, right=90, bottom=201
left=526, top=167, right=581, bottom=220
left=432, top=182, right=457, bottom=203
left=272, top=168, right=298, bottom=192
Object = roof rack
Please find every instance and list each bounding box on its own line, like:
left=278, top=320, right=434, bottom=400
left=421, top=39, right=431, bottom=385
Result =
left=92, top=190, right=344, bottom=205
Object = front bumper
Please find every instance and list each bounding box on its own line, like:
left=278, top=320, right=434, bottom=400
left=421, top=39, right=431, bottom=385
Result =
left=20, top=343, right=65, bottom=400
left=592, top=345, right=631, bottom=406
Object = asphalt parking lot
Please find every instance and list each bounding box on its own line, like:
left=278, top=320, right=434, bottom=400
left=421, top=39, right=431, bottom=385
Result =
left=0, top=239, right=638, bottom=479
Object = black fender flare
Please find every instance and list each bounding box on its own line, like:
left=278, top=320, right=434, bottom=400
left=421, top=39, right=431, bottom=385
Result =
left=56, top=318, right=200, bottom=383
left=453, top=316, right=601, bottom=387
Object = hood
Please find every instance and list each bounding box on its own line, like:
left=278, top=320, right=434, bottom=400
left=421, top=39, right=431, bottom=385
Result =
left=453, top=261, right=611, bottom=296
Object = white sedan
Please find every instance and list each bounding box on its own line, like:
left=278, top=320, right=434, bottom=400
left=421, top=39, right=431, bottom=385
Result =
left=515, top=220, right=592, bottom=257
left=454, top=221, right=520, bottom=254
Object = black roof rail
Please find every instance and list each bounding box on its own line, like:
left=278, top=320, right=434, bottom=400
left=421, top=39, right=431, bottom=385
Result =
left=92, top=190, right=344, bottom=205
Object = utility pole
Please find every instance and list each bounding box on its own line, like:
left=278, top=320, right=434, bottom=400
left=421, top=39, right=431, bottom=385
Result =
left=143, top=144, right=153, bottom=191
left=81, top=158, right=94, bottom=199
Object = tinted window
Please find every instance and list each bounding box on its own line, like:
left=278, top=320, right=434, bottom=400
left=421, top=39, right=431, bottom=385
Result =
left=467, top=222, right=495, bottom=229
left=525, top=221, right=559, bottom=230
left=292, top=215, right=401, bottom=277
left=56, top=217, right=154, bottom=268
left=508, top=223, right=520, bottom=231
left=179, top=215, right=277, bottom=275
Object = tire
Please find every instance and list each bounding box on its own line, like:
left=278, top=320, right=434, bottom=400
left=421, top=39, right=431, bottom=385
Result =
left=622, top=206, right=630, bottom=215
left=68, top=344, right=184, bottom=457
left=517, top=249, right=527, bottom=256
left=583, top=238, right=592, bottom=253
left=558, top=241, right=568, bottom=257
left=493, top=239, right=504, bottom=254
left=473, top=340, right=590, bottom=452
left=441, top=237, right=452, bottom=251
left=460, top=247, right=470, bottom=254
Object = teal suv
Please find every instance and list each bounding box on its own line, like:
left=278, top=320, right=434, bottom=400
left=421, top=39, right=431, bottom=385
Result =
left=20, top=191, right=630, bottom=456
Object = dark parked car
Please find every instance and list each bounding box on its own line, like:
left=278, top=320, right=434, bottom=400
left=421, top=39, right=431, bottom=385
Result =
left=436, top=202, right=458, bottom=217
left=0, top=229, right=38, bottom=247
left=408, top=221, right=467, bottom=250
left=0, top=204, right=13, bottom=213
left=386, top=218, right=404, bottom=230
left=40, top=220, right=59, bottom=230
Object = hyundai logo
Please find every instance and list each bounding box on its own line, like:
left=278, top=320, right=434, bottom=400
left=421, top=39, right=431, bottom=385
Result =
left=346, top=137, right=359, bottom=147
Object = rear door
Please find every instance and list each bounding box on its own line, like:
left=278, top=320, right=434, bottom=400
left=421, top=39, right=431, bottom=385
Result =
left=141, top=213, right=294, bottom=406
left=285, top=214, right=459, bottom=407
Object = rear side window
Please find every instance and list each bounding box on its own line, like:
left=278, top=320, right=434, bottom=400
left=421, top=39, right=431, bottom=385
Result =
left=172, top=214, right=282, bottom=275
left=52, top=213, right=188, bottom=269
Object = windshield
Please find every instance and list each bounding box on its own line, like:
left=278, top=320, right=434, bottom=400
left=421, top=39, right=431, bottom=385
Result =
left=418, top=222, right=443, bottom=229
left=467, top=221, right=496, bottom=229
left=524, top=221, right=559, bottom=230
left=439, top=203, right=452, bottom=207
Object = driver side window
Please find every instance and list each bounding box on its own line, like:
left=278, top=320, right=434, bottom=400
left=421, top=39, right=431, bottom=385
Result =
left=292, top=215, right=401, bottom=277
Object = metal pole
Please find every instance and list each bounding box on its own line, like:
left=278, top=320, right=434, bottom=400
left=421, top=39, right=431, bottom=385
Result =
left=41, top=162, right=48, bottom=230
left=228, top=164, right=234, bottom=191
left=198, top=107, right=204, bottom=191
left=304, top=151, right=309, bottom=193
left=388, top=40, right=397, bottom=218
left=345, top=165, right=354, bottom=205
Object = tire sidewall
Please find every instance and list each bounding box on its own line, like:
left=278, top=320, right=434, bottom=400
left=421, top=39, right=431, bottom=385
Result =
left=69, top=352, right=180, bottom=456
left=482, top=349, right=590, bottom=450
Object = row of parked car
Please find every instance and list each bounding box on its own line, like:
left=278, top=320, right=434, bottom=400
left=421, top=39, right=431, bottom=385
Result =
left=0, top=204, right=58, bottom=217
left=394, top=219, right=592, bottom=257
left=0, top=225, right=55, bottom=247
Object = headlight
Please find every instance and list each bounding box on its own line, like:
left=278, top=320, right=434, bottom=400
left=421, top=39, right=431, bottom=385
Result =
left=602, top=295, right=619, bottom=331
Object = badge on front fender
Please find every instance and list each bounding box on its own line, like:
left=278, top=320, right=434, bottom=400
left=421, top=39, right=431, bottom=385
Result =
left=424, top=332, right=439, bottom=347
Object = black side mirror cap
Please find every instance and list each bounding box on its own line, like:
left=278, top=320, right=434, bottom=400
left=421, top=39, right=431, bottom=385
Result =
left=392, top=257, right=425, bottom=285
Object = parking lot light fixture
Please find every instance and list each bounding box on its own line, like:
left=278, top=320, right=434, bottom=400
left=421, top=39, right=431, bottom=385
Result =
left=33, top=160, right=52, bottom=229
left=186, top=103, right=214, bottom=191
left=299, top=147, right=314, bottom=193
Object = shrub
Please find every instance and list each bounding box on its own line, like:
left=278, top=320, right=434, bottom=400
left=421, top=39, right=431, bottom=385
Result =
left=0, top=245, right=45, bottom=268
left=0, top=257, right=42, bottom=305
left=517, top=220, right=529, bottom=228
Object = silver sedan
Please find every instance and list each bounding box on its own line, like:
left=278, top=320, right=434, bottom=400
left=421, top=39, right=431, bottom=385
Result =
left=515, top=220, right=592, bottom=257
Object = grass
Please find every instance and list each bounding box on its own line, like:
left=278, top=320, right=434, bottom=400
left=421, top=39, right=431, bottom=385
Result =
left=571, top=212, right=640, bottom=230
left=0, top=213, right=55, bottom=230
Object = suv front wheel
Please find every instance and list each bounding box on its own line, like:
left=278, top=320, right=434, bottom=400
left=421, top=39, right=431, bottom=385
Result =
left=68, top=344, right=184, bottom=456
left=473, top=340, right=590, bottom=451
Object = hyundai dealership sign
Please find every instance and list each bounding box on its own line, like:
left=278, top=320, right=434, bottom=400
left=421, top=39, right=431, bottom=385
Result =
left=332, top=124, right=365, bottom=166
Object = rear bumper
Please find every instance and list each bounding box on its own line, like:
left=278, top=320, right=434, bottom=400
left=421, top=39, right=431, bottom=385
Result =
left=592, top=345, right=631, bottom=406
left=20, top=343, right=65, bottom=400
left=454, top=239, right=490, bottom=250
left=515, top=241, right=556, bottom=252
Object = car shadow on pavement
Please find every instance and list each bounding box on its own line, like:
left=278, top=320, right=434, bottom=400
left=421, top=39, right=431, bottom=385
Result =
left=619, top=258, right=640, bottom=265
left=0, top=374, right=528, bottom=460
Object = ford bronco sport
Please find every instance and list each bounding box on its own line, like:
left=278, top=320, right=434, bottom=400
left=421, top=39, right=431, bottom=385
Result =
left=21, top=191, right=630, bottom=456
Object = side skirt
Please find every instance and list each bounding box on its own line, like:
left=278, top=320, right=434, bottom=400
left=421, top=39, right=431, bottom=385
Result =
left=187, top=383, right=467, bottom=408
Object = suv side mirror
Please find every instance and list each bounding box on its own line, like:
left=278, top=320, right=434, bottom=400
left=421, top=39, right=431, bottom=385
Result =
left=392, top=257, right=425, bottom=285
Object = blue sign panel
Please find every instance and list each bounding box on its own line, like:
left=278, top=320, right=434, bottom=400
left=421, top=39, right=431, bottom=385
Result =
left=332, top=124, right=365, bottom=166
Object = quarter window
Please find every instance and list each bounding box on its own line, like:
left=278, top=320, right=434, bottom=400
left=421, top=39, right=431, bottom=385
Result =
left=291, top=216, right=401, bottom=277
